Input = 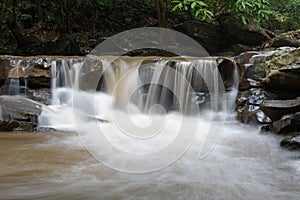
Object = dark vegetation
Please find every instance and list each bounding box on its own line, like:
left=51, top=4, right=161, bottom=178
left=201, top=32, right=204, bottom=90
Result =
left=0, top=0, right=299, bottom=55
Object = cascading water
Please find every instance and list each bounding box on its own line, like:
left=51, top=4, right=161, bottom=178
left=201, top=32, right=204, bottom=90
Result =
left=40, top=56, right=227, bottom=130
left=0, top=60, right=29, bottom=96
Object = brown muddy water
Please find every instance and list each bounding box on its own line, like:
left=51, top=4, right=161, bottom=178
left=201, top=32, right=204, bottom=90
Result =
left=0, top=126, right=299, bottom=200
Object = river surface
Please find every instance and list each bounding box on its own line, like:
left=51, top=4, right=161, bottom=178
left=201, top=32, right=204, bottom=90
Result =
left=0, top=123, right=299, bottom=200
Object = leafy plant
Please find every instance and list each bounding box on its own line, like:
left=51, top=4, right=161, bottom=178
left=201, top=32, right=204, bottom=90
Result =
left=171, top=0, right=214, bottom=21
left=267, top=0, right=300, bottom=31
left=171, top=0, right=279, bottom=25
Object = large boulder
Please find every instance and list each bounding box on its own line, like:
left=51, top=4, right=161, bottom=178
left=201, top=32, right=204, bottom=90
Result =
left=218, top=12, right=271, bottom=46
left=271, top=30, right=300, bottom=48
left=260, top=98, right=300, bottom=122
left=0, top=96, right=44, bottom=131
left=174, top=20, right=233, bottom=54
left=262, top=47, right=300, bottom=91
left=0, top=96, right=42, bottom=122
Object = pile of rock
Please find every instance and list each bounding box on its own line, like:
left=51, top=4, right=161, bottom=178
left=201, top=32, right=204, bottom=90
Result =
left=235, top=46, right=300, bottom=150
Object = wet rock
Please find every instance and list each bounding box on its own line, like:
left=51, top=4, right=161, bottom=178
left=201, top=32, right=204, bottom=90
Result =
left=245, top=64, right=266, bottom=81
left=280, top=133, right=300, bottom=150
left=235, top=51, right=260, bottom=66
left=0, top=120, right=37, bottom=132
left=237, top=105, right=260, bottom=124
left=217, top=58, right=238, bottom=90
left=271, top=30, right=300, bottom=48
left=237, top=105, right=271, bottom=124
left=27, top=88, right=52, bottom=105
left=0, top=96, right=42, bottom=131
left=0, top=120, right=19, bottom=131
left=260, top=98, right=300, bottom=122
left=27, top=67, right=52, bottom=88
left=236, top=88, right=271, bottom=107
left=235, top=51, right=269, bottom=90
left=248, top=88, right=266, bottom=105
left=266, top=112, right=300, bottom=134
left=37, top=127, right=57, bottom=132
left=218, top=12, right=271, bottom=46
left=236, top=88, right=276, bottom=123
left=14, top=121, right=37, bottom=131
left=236, top=90, right=251, bottom=107
left=256, top=110, right=272, bottom=124
left=238, top=76, right=251, bottom=91
left=0, top=96, right=43, bottom=123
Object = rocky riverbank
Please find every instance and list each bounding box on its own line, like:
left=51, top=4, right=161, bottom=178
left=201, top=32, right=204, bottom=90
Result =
left=236, top=45, right=300, bottom=150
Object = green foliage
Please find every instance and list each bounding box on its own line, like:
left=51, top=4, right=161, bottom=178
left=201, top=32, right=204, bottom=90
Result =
left=171, top=0, right=278, bottom=25
left=171, top=0, right=213, bottom=21
left=267, top=0, right=300, bottom=31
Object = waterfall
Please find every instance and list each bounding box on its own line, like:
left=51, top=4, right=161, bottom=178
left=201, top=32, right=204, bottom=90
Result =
left=142, top=59, right=224, bottom=115
left=226, top=61, right=239, bottom=114
left=51, top=59, right=83, bottom=105
left=46, top=57, right=227, bottom=116
left=1, top=60, right=29, bottom=96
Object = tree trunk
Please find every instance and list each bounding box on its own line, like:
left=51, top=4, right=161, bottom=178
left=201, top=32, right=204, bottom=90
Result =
left=155, top=0, right=167, bottom=28
left=36, top=0, right=43, bottom=22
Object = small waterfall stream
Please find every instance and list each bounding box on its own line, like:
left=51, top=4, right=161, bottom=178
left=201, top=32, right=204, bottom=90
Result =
left=44, top=56, right=227, bottom=122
